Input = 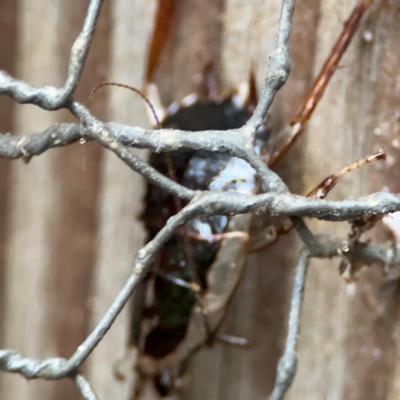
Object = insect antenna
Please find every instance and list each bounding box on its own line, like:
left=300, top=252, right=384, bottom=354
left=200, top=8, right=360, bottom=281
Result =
left=88, top=82, right=183, bottom=208
left=88, top=81, right=162, bottom=126
left=89, top=80, right=204, bottom=305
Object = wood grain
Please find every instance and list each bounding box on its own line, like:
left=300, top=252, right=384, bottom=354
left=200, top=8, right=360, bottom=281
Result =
left=85, top=1, right=156, bottom=399
left=0, top=0, right=17, bottom=371
left=291, top=1, right=400, bottom=399
left=1, top=1, right=66, bottom=399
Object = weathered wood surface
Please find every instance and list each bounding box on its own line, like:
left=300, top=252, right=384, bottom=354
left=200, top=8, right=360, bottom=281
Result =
left=1, top=1, right=81, bottom=399
left=0, top=0, right=150, bottom=399
left=0, top=0, right=399, bottom=400
left=296, top=2, right=400, bottom=400
left=85, top=2, right=156, bottom=399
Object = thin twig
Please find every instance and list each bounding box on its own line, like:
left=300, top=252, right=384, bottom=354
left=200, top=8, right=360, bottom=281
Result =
left=73, top=373, right=99, bottom=400
left=1, top=122, right=399, bottom=222
left=1, top=234, right=400, bottom=378
left=0, top=261, right=146, bottom=379
left=73, top=101, right=195, bottom=201
left=269, top=0, right=373, bottom=167
left=0, top=0, right=104, bottom=110
left=245, top=0, right=296, bottom=132
left=269, top=249, right=310, bottom=400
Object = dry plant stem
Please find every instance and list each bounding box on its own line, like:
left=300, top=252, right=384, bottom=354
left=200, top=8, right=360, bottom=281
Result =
left=269, top=249, right=310, bottom=400
left=245, top=0, right=296, bottom=132
left=269, top=0, right=373, bottom=168
left=1, top=229, right=399, bottom=377
left=0, top=124, right=83, bottom=158
left=0, top=262, right=145, bottom=379
left=0, top=0, right=104, bottom=110
left=0, top=200, right=184, bottom=380
left=0, top=124, right=385, bottom=200
left=290, top=217, right=324, bottom=255
left=73, top=374, right=99, bottom=400
left=71, top=102, right=194, bottom=201
left=0, top=123, right=399, bottom=224
left=0, top=121, right=286, bottom=194
left=1, top=122, right=400, bottom=220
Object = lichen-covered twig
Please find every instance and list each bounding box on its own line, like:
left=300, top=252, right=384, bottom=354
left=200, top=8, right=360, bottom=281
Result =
left=269, top=249, right=310, bottom=400
left=73, top=373, right=99, bottom=400
left=0, top=0, right=104, bottom=110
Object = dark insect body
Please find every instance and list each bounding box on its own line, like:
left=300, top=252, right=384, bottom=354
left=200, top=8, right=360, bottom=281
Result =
left=132, top=88, right=264, bottom=398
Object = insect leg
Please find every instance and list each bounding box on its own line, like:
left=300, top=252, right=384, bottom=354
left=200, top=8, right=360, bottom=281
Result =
left=249, top=148, right=386, bottom=253
left=143, top=83, right=167, bottom=126
left=154, top=269, right=201, bottom=292
left=306, top=148, right=386, bottom=199
left=184, top=230, right=250, bottom=244
left=269, top=0, right=373, bottom=168
left=215, top=333, right=249, bottom=347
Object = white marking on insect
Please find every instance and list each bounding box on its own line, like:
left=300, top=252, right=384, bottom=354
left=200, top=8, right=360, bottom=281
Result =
left=166, top=101, right=179, bottom=115
left=232, top=81, right=250, bottom=109
left=209, top=157, right=256, bottom=193
left=180, top=93, right=198, bottom=107
left=391, top=138, right=400, bottom=148
left=383, top=211, right=400, bottom=244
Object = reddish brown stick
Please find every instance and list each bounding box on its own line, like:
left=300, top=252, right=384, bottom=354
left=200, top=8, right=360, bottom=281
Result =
left=269, top=0, right=373, bottom=168
left=307, top=148, right=386, bottom=199
left=146, top=0, right=176, bottom=81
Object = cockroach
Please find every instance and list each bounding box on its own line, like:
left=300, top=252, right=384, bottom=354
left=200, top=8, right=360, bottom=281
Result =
left=131, top=81, right=261, bottom=399
left=90, top=0, right=377, bottom=398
